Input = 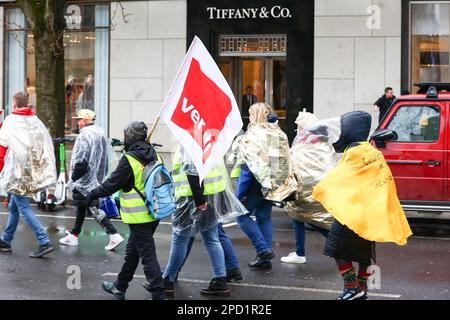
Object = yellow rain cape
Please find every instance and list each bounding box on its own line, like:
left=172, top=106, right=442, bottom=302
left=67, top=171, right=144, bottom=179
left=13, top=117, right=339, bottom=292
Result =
left=312, top=142, right=412, bottom=245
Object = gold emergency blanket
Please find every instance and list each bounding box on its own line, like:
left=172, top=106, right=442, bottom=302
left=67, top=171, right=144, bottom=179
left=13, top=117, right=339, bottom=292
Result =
left=233, top=123, right=297, bottom=202
left=312, top=142, right=413, bottom=245
left=287, top=142, right=339, bottom=230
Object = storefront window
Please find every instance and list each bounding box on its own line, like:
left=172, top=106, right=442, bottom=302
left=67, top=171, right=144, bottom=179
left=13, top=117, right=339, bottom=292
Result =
left=410, top=2, right=450, bottom=89
left=4, top=4, right=110, bottom=134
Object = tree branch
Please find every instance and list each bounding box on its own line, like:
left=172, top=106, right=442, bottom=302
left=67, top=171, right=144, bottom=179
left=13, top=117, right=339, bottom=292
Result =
left=111, top=1, right=132, bottom=29
left=16, top=0, right=37, bottom=29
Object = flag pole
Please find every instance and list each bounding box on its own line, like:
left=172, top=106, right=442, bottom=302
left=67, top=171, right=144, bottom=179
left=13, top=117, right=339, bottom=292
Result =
left=146, top=116, right=161, bottom=143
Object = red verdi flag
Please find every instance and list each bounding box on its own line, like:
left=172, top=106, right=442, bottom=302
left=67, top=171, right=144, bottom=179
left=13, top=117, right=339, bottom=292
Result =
left=159, top=36, right=243, bottom=181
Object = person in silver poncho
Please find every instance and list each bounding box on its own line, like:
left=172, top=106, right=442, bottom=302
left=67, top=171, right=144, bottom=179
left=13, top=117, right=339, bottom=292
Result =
left=0, top=92, right=56, bottom=258
left=282, top=112, right=338, bottom=264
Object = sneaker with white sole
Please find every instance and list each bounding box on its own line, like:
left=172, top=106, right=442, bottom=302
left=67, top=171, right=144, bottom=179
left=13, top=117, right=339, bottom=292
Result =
left=59, top=233, right=79, bottom=246
left=280, top=253, right=306, bottom=264
left=105, top=233, right=124, bottom=251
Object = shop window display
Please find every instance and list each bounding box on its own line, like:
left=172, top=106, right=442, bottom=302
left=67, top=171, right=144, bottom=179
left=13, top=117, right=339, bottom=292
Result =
left=4, top=4, right=109, bottom=134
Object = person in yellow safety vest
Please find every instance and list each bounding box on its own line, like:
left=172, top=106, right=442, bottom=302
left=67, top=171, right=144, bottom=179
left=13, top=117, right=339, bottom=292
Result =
left=85, top=121, right=167, bottom=300
left=161, top=145, right=233, bottom=297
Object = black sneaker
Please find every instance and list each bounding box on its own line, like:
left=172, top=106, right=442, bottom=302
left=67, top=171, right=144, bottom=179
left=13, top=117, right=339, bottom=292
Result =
left=102, top=281, right=125, bottom=300
left=226, top=268, right=243, bottom=282
left=248, top=251, right=274, bottom=270
left=336, top=287, right=365, bottom=300
left=144, top=278, right=174, bottom=297
left=0, top=239, right=12, bottom=253
left=355, top=291, right=369, bottom=300
left=200, top=277, right=230, bottom=297
left=28, top=242, right=54, bottom=258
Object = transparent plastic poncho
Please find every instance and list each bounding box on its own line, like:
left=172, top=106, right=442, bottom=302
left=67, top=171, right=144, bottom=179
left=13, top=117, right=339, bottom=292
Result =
left=0, top=114, right=56, bottom=196
left=69, top=124, right=111, bottom=196
left=231, top=122, right=297, bottom=202
left=172, top=145, right=248, bottom=236
left=286, top=116, right=341, bottom=230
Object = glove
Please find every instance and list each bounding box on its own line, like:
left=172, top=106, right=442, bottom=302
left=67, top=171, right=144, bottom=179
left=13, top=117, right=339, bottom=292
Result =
left=85, top=192, right=99, bottom=207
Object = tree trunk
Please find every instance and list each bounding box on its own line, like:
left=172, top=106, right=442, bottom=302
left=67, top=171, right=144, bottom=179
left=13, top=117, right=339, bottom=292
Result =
left=34, top=30, right=65, bottom=138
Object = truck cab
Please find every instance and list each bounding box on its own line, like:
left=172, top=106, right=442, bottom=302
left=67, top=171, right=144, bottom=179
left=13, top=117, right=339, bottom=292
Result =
left=371, top=83, right=450, bottom=218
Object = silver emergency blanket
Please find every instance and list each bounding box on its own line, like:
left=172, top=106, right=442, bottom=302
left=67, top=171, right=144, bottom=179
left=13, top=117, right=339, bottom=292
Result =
left=69, top=124, right=111, bottom=196
left=286, top=116, right=341, bottom=230
left=172, top=145, right=248, bottom=236
left=232, top=122, right=297, bottom=202
left=0, top=114, right=56, bottom=196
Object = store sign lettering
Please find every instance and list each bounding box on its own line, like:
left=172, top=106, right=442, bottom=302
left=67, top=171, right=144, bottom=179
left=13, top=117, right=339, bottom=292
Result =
left=65, top=5, right=82, bottom=30
left=207, top=6, right=292, bottom=20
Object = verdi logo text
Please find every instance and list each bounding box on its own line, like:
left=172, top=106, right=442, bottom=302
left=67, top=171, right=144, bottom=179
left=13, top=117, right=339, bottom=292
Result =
left=207, top=6, right=292, bottom=20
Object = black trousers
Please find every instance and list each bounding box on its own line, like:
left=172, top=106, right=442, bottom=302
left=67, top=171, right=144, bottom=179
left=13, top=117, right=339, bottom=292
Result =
left=116, top=221, right=164, bottom=293
left=71, top=206, right=118, bottom=235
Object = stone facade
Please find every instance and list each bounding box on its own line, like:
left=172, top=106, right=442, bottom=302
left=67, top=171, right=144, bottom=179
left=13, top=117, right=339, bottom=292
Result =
left=314, top=0, right=402, bottom=130
left=109, top=0, right=186, bottom=153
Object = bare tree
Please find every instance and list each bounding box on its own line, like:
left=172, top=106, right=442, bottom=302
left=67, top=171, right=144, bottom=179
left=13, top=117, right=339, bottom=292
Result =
left=14, top=0, right=66, bottom=138
left=9, top=1, right=130, bottom=138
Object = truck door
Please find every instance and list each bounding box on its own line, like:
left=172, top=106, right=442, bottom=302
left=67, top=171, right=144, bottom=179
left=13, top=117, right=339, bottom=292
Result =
left=376, top=102, right=445, bottom=201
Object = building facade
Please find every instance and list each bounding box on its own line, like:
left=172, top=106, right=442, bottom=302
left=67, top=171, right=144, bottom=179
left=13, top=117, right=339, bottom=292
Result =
left=0, top=0, right=448, bottom=151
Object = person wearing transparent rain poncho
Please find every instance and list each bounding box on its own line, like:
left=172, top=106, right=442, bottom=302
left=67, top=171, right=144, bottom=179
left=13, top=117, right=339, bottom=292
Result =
left=59, top=109, right=124, bottom=251
left=161, top=145, right=247, bottom=297
left=282, top=112, right=341, bottom=264
left=0, top=92, right=56, bottom=258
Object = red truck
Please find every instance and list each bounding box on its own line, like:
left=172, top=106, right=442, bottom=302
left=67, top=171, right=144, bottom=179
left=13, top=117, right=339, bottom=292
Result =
left=371, top=83, right=450, bottom=219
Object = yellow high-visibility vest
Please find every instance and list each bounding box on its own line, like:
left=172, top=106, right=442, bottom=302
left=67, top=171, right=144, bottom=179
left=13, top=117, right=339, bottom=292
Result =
left=119, top=154, right=157, bottom=224
left=171, top=151, right=226, bottom=198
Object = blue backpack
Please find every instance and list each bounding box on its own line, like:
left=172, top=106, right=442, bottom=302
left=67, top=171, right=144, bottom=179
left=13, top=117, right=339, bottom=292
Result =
left=136, top=161, right=176, bottom=220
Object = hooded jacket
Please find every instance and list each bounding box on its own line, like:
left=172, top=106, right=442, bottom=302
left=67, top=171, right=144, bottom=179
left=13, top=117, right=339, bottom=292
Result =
left=88, top=140, right=157, bottom=200
left=323, top=111, right=375, bottom=264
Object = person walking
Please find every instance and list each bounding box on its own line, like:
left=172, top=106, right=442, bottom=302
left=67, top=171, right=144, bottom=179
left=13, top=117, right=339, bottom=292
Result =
left=59, top=109, right=124, bottom=251
left=313, top=111, right=412, bottom=300
left=161, top=145, right=236, bottom=297
left=85, top=121, right=167, bottom=300
left=235, top=103, right=277, bottom=270
left=0, top=91, right=56, bottom=258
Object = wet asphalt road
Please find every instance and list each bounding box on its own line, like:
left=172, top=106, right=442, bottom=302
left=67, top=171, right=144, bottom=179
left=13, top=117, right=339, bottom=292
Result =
left=0, top=205, right=448, bottom=300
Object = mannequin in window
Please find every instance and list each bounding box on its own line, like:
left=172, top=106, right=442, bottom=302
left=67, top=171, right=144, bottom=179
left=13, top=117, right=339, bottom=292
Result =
left=76, top=74, right=95, bottom=111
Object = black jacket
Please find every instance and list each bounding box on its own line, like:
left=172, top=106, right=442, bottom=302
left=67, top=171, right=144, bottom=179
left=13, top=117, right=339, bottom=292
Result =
left=89, top=141, right=157, bottom=200
left=325, top=111, right=375, bottom=264
left=374, top=94, right=395, bottom=123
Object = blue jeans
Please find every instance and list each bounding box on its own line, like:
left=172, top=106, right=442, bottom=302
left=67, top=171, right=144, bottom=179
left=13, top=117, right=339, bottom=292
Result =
left=163, top=224, right=226, bottom=282
left=292, top=219, right=330, bottom=256
left=236, top=195, right=273, bottom=255
left=180, top=223, right=239, bottom=272
left=1, top=194, right=50, bottom=246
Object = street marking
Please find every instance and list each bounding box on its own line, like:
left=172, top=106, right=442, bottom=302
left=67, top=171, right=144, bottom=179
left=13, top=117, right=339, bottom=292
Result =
left=101, top=272, right=402, bottom=299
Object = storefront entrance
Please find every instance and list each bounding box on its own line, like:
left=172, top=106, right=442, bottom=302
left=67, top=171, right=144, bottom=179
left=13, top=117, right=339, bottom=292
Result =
left=218, top=35, right=287, bottom=129
left=187, top=0, right=314, bottom=142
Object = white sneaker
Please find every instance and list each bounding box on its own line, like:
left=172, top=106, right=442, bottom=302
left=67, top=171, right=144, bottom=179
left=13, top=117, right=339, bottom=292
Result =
left=59, top=233, right=79, bottom=246
left=105, top=233, right=124, bottom=251
left=280, top=253, right=306, bottom=264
